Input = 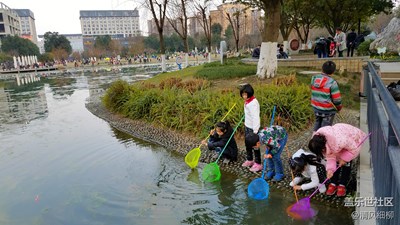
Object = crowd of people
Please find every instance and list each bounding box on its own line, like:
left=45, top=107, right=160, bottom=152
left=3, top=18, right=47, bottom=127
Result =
left=203, top=60, right=366, bottom=197
left=314, top=27, right=366, bottom=58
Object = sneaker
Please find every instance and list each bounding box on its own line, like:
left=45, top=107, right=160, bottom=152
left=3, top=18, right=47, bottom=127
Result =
left=249, top=163, right=263, bottom=172
left=242, top=160, right=254, bottom=167
left=336, top=185, right=346, bottom=197
left=272, top=173, right=285, bottom=182
left=319, top=184, right=327, bottom=193
left=266, top=171, right=275, bottom=180
left=223, top=158, right=230, bottom=164
left=326, top=183, right=337, bottom=196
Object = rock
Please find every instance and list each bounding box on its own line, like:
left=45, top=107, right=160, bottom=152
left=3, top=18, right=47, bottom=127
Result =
left=370, top=17, right=400, bottom=53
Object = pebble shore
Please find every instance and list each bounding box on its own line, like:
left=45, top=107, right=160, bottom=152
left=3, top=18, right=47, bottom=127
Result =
left=86, top=100, right=360, bottom=209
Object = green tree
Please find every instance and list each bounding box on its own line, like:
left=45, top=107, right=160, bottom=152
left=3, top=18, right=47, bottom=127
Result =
left=144, top=35, right=161, bottom=52
left=288, top=0, right=317, bottom=44
left=211, top=23, right=223, bottom=36
left=94, top=35, right=112, bottom=49
left=313, top=0, right=394, bottom=36
left=1, top=35, right=40, bottom=56
left=211, top=23, right=223, bottom=48
left=43, top=32, right=72, bottom=54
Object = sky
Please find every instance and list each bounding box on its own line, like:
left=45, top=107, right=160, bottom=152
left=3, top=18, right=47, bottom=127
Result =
left=6, top=0, right=222, bottom=36
left=6, top=0, right=150, bottom=35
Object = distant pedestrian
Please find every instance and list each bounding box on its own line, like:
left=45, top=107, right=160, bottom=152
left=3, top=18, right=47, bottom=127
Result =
left=346, top=29, right=357, bottom=57
left=252, top=45, right=261, bottom=59
left=334, top=27, right=346, bottom=57
left=315, top=37, right=328, bottom=58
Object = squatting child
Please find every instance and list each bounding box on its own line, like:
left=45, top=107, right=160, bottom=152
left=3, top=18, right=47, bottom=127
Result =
left=201, top=121, right=238, bottom=163
left=289, top=148, right=327, bottom=193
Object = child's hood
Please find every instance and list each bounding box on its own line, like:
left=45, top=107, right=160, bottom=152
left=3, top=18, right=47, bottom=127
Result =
left=292, top=148, right=315, bottom=159
left=312, top=75, right=329, bottom=88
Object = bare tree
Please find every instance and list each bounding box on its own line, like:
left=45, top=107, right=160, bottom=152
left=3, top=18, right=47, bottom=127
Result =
left=193, top=0, right=212, bottom=54
left=225, top=4, right=247, bottom=52
left=144, top=0, right=169, bottom=71
left=167, top=0, right=190, bottom=52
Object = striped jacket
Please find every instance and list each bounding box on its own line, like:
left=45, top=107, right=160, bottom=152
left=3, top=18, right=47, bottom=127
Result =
left=311, top=74, right=342, bottom=113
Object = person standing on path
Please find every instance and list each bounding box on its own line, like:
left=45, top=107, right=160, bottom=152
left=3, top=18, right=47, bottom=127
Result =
left=334, top=27, right=346, bottom=57
left=346, top=29, right=357, bottom=57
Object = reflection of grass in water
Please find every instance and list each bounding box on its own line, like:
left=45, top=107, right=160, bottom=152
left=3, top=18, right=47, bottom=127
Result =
left=0, top=176, right=19, bottom=193
left=64, top=189, right=83, bottom=206
left=88, top=191, right=107, bottom=209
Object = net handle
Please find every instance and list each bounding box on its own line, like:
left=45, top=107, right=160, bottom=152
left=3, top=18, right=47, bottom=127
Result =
left=309, top=132, right=372, bottom=199
left=215, top=115, right=245, bottom=162
left=197, top=103, right=237, bottom=149
left=261, top=105, right=277, bottom=178
left=286, top=146, right=299, bottom=202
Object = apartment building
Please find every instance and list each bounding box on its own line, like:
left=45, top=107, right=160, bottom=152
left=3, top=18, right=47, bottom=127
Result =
left=79, top=10, right=140, bottom=38
left=14, top=9, right=38, bottom=45
left=209, top=2, right=262, bottom=37
left=0, top=2, right=20, bottom=39
left=147, top=18, right=180, bottom=36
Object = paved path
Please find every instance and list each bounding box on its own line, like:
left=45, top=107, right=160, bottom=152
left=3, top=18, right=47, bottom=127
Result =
left=377, top=62, right=400, bottom=72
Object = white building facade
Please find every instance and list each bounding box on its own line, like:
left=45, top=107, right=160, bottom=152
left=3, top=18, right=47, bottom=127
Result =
left=79, top=10, right=140, bottom=38
left=14, top=9, right=38, bottom=45
left=0, top=2, right=20, bottom=39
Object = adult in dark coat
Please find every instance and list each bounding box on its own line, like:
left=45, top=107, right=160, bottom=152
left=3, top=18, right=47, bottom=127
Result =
left=346, top=29, right=357, bottom=57
left=252, top=45, right=261, bottom=58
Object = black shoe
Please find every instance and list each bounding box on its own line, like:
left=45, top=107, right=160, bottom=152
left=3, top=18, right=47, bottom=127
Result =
left=359, top=92, right=366, bottom=97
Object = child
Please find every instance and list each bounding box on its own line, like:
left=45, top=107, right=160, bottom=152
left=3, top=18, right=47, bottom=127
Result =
left=311, top=61, right=342, bottom=132
left=308, top=123, right=366, bottom=197
left=201, top=121, right=238, bottom=163
left=240, top=84, right=262, bottom=172
left=288, top=148, right=326, bottom=193
left=259, top=125, right=288, bottom=181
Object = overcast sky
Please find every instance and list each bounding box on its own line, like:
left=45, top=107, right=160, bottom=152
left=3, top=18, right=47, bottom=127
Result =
left=6, top=0, right=222, bottom=36
left=6, top=0, right=146, bottom=35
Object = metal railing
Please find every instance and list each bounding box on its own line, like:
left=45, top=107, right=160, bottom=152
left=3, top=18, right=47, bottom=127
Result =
left=365, top=61, right=400, bottom=225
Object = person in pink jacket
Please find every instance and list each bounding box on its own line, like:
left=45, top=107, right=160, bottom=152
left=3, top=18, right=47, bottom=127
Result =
left=308, top=123, right=366, bottom=197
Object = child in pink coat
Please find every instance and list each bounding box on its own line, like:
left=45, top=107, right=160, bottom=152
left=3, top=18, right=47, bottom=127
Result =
left=308, top=123, right=366, bottom=197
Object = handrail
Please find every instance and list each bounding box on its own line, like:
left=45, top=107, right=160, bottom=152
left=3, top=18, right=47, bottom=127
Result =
left=367, top=61, right=400, bottom=141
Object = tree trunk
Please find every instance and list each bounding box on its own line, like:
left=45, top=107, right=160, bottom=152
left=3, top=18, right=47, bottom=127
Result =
left=257, top=0, right=281, bottom=79
left=185, top=53, right=189, bottom=68
left=257, top=42, right=278, bottom=79
left=161, top=54, right=166, bottom=72
left=159, top=33, right=166, bottom=72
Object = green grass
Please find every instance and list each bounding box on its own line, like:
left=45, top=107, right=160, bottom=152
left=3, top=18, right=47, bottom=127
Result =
left=195, top=58, right=257, bottom=80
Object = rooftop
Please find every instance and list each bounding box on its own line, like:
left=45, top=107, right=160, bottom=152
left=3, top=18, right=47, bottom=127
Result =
left=79, top=10, right=139, bottom=18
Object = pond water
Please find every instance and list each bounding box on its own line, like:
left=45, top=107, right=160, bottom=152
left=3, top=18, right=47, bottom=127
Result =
left=0, top=68, right=353, bottom=225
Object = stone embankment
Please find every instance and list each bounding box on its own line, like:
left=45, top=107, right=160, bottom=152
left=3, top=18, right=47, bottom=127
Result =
left=86, top=100, right=360, bottom=209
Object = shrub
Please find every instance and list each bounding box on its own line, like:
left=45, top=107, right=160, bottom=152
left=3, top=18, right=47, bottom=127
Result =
left=102, top=78, right=312, bottom=138
left=102, top=80, right=131, bottom=112
left=356, top=40, right=373, bottom=56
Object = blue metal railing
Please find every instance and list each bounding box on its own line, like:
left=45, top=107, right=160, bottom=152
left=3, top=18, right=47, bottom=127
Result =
left=365, top=61, right=400, bottom=225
